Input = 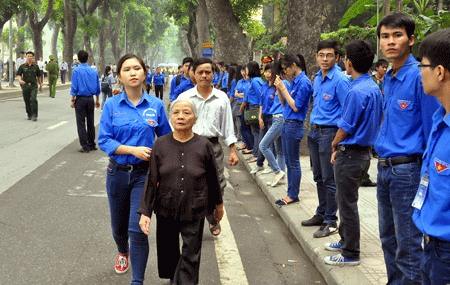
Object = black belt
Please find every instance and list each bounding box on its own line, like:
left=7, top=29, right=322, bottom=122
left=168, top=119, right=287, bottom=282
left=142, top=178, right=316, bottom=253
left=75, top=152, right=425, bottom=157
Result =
left=285, top=119, right=302, bottom=123
left=207, top=137, right=219, bottom=144
left=424, top=234, right=450, bottom=244
left=378, top=154, right=422, bottom=167
left=338, top=144, right=371, bottom=152
left=311, top=124, right=338, bottom=129
left=109, top=158, right=149, bottom=172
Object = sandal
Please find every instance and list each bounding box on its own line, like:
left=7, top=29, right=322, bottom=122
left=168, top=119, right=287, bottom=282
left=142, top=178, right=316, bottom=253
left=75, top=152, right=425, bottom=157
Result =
left=242, top=149, right=253, bottom=154
left=237, top=145, right=247, bottom=151
left=247, top=156, right=257, bottom=163
left=210, top=223, right=221, bottom=236
left=276, top=197, right=300, bottom=206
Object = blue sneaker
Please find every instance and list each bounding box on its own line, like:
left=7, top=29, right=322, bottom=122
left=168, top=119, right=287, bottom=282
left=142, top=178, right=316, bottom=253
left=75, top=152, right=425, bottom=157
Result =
left=324, top=241, right=342, bottom=251
left=324, top=253, right=361, bottom=266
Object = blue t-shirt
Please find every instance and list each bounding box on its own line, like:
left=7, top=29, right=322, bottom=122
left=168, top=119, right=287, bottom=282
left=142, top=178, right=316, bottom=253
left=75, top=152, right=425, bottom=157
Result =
left=221, top=72, right=229, bottom=89
left=311, top=65, right=351, bottom=125
left=70, top=63, right=100, bottom=96
left=174, top=78, right=195, bottom=98
left=228, top=79, right=236, bottom=99
left=146, top=72, right=152, bottom=85
left=284, top=71, right=313, bottom=121
left=169, top=75, right=188, bottom=101
left=212, top=73, right=220, bottom=86
left=374, top=54, right=440, bottom=158
left=338, top=73, right=383, bottom=146
left=269, top=80, right=290, bottom=115
left=259, top=81, right=275, bottom=115
left=98, top=91, right=172, bottom=165
left=235, top=79, right=250, bottom=103
left=413, top=105, right=450, bottom=241
left=153, top=73, right=165, bottom=86
left=244, top=77, right=264, bottom=105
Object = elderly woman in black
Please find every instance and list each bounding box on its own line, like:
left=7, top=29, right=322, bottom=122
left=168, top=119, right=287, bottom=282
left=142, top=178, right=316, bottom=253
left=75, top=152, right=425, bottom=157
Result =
left=138, top=99, right=224, bottom=285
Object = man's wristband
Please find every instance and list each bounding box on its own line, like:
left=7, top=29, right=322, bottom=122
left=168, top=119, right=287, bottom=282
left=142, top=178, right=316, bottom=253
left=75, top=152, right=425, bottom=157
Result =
left=280, top=87, right=286, bottom=91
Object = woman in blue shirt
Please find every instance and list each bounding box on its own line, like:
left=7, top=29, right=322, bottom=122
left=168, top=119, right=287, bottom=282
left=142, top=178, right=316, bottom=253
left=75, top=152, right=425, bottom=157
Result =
left=240, top=61, right=264, bottom=163
left=274, top=53, right=313, bottom=205
left=98, top=54, right=172, bottom=284
left=101, top=65, right=116, bottom=110
left=233, top=66, right=252, bottom=153
left=255, top=63, right=288, bottom=182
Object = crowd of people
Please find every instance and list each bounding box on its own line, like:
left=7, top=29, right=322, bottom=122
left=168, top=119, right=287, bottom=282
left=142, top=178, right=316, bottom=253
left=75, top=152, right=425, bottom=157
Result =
left=9, top=10, right=450, bottom=285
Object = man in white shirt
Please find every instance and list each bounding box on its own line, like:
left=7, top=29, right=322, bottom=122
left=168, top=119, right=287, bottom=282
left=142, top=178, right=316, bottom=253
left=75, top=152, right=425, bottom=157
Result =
left=59, top=59, right=68, bottom=84
left=37, top=56, right=45, bottom=84
left=16, top=51, right=26, bottom=71
left=177, top=57, right=239, bottom=236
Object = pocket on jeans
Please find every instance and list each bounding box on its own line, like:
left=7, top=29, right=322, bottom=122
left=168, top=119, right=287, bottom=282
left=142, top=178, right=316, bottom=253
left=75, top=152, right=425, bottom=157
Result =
left=391, top=162, right=419, bottom=177
left=433, top=239, right=450, bottom=265
left=319, top=128, right=336, bottom=137
left=107, top=163, right=116, bottom=176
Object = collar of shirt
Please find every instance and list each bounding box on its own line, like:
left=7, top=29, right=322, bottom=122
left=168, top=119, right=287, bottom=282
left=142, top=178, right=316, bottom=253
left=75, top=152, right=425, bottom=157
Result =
left=385, top=54, right=417, bottom=82
left=118, top=90, right=151, bottom=107
left=292, top=71, right=307, bottom=85
left=315, top=64, right=339, bottom=82
left=350, top=73, right=371, bottom=87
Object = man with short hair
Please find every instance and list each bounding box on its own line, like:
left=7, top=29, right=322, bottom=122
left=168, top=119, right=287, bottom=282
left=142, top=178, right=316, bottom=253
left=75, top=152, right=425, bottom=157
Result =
left=46, top=55, right=59, bottom=98
left=302, top=40, right=351, bottom=238
left=59, top=59, right=68, bottom=84
left=177, top=58, right=239, bottom=236
left=375, top=13, right=440, bottom=285
left=37, top=56, right=45, bottom=83
left=169, top=57, right=193, bottom=102
left=70, top=50, right=101, bottom=153
left=412, top=27, right=450, bottom=285
left=17, top=51, right=43, bottom=121
left=371, top=59, right=389, bottom=91
left=16, top=51, right=26, bottom=71
left=173, top=62, right=196, bottom=100
left=323, top=40, right=383, bottom=266
left=71, top=59, right=79, bottom=69
left=152, top=67, right=166, bottom=100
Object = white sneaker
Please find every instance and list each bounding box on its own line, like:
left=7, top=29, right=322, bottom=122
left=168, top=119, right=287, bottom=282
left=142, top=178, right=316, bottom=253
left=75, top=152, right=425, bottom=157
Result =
left=261, top=167, right=273, bottom=174
left=250, top=165, right=264, bottom=174
left=267, top=176, right=285, bottom=186
left=271, top=170, right=285, bottom=187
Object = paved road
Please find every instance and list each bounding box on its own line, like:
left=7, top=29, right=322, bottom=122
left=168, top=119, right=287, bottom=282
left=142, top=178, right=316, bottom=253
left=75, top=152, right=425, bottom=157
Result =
left=0, top=85, right=326, bottom=284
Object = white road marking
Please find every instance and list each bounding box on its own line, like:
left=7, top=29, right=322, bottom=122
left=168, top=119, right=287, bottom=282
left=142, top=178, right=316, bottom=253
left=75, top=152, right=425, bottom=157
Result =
left=214, top=168, right=249, bottom=285
left=47, top=121, right=68, bottom=130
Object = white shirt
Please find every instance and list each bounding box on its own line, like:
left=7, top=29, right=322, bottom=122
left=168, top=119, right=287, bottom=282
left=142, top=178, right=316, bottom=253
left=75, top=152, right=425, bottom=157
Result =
left=16, top=57, right=26, bottom=71
left=178, top=86, right=237, bottom=147
left=37, top=60, right=45, bottom=71
left=59, top=62, right=68, bottom=70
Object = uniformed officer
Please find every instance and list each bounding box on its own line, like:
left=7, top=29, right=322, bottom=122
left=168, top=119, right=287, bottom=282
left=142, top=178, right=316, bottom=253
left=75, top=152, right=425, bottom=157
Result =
left=16, top=51, right=43, bottom=121
left=46, top=55, right=59, bottom=98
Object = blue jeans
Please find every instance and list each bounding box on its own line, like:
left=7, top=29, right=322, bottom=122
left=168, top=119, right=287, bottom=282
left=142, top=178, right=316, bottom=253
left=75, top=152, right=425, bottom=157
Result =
left=256, top=114, right=273, bottom=167
left=232, top=102, right=242, bottom=141
left=281, top=120, right=305, bottom=200
left=240, top=110, right=253, bottom=150
left=377, top=162, right=423, bottom=285
left=307, top=127, right=338, bottom=224
left=101, top=89, right=112, bottom=110
left=421, top=236, right=450, bottom=285
left=260, top=115, right=284, bottom=172
left=106, top=163, right=149, bottom=285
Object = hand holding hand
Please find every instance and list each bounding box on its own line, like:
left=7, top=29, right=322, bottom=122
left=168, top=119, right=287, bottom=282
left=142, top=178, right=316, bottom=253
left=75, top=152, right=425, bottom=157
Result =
left=132, top=146, right=152, bottom=161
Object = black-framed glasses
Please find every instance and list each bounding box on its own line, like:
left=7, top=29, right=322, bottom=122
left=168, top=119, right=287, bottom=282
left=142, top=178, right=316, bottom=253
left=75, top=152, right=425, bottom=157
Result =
left=418, top=64, right=438, bottom=71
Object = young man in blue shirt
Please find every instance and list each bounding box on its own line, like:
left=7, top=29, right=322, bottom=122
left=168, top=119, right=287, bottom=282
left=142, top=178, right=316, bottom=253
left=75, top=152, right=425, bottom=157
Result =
left=145, top=66, right=152, bottom=94
left=374, top=13, right=440, bottom=285
left=173, top=62, right=196, bottom=100
left=152, top=67, right=166, bottom=100
left=169, top=57, right=193, bottom=102
left=70, top=50, right=101, bottom=153
left=412, top=28, right=450, bottom=285
left=302, top=40, right=351, bottom=238
left=323, top=40, right=383, bottom=266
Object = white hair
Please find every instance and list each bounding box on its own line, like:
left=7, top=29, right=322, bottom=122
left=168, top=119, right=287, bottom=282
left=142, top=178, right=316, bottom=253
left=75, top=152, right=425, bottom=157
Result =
left=169, top=99, right=198, bottom=119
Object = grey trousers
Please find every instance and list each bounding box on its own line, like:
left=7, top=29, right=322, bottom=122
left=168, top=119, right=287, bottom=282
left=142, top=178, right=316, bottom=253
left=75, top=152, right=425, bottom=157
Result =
left=205, top=137, right=225, bottom=226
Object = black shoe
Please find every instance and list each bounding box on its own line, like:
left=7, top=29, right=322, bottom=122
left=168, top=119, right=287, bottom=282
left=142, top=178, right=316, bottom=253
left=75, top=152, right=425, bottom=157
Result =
left=361, top=180, right=377, bottom=187
left=313, top=222, right=338, bottom=238
left=89, top=146, right=98, bottom=151
left=301, top=214, right=324, bottom=227
left=32, top=117, right=37, bottom=121
left=78, top=148, right=90, bottom=153
left=27, top=116, right=31, bottom=120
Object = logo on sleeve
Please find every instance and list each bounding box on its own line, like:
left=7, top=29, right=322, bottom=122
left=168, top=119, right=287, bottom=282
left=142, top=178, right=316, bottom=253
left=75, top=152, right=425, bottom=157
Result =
left=435, top=158, right=449, bottom=173
left=291, top=91, right=294, bottom=95
left=397, top=100, right=411, bottom=110
left=324, top=94, right=331, bottom=100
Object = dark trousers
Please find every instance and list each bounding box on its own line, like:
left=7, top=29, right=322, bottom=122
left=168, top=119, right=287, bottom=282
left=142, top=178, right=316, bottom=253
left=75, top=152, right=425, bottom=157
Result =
left=75, top=96, right=96, bottom=150
left=205, top=138, right=225, bottom=226
left=334, top=147, right=370, bottom=260
left=156, top=215, right=205, bottom=285
left=421, top=236, right=450, bottom=285
left=60, top=70, right=66, bottom=83
left=155, top=85, right=163, bottom=99
left=22, top=86, right=38, bottom=118
left=240, top=111, right=253, bottom=150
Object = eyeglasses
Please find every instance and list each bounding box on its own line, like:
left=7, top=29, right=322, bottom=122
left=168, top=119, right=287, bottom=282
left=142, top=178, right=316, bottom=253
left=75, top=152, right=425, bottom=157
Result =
left=318, top=53, right=335, bottom=59
left=418, top=64, right=438, bottom=71
left=282, top=66, right=291, bottom=73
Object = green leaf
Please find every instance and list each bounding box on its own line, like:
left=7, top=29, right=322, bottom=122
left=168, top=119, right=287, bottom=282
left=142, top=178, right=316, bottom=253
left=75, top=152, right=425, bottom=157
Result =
left=339, top=0, right=374, bottom=27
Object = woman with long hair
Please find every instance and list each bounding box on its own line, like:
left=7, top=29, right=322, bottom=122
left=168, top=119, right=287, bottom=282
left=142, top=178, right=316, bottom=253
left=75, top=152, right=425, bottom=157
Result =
left=101, top=65, right=115, bottom=110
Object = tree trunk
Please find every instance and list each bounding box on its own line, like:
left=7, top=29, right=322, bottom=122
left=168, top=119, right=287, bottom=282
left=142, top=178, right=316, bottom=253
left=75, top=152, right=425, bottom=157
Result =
left=186, top=18, right=198, bottom=59
left=195, top=0, right=210, bottom=58
left=148, top=46, right=160, bottom=69
left=29, top=0, right=54, bottom=59
left=16, top=12, right=27, bottom=58
left=108, top=9, right=124, bottom=63
left=395, top=0, right=404, bottom=12
left=83, top=35, right=95, bottom=65
left=383, top=0, right=392, bottom=17
left=438, top=0, right=443, bottom=11
left=181, top=31, right=193, bottom=57
left=205, top=0, right=249, bottom=63
left=98, top=0, right=108, bottom=72
left=63, top=0, right=78, bottom=80
left=51, top=23, right=60, bottom=58
left=286, top=0, right=323, bottom=156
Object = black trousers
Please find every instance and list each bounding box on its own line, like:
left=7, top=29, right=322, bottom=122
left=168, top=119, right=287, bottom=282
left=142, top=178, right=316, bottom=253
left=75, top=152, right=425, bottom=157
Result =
left=205, top=138, right=225, bottom=226
left=156, top=215, right=205, bottom=285
left=75, top=96, right=96, bottom=150
left=155, top=85, right=163, bottom=100
left=333, top=147, right=370, bottom=260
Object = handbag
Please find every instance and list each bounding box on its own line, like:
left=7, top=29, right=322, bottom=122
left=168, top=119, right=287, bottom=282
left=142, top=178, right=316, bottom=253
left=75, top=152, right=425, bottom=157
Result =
left=244, top=108, right=259, bottom=125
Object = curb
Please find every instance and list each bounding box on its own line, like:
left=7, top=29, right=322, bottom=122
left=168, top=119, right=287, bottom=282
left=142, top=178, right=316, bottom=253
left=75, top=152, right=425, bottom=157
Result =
left=0, top=83, right=72, bottom=101
left=237, top=151, right=372, bottom=285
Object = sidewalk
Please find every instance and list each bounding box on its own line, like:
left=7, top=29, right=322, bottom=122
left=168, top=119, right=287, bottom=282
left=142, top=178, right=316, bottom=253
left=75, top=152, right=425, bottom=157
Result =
left=0, top=80, right=71, bottom=100
left=237, top=150, right=387, bottom=285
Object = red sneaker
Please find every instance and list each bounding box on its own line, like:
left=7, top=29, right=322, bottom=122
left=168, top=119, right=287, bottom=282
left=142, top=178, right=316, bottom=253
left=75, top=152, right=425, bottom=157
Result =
left=115, top=252, right=129, bottom=274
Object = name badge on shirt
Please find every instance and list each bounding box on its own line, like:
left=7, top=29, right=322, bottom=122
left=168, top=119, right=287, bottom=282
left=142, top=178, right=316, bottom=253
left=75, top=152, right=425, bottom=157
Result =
left=412, top=174, right=429, bottom=210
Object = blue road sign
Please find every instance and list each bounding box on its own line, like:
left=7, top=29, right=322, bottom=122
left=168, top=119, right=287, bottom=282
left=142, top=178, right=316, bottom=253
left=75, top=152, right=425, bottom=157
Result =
left=203, top=47, right=213, bottom=57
